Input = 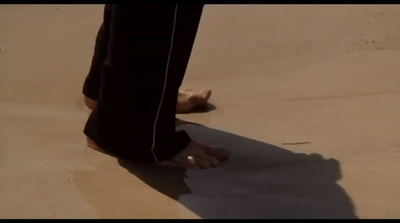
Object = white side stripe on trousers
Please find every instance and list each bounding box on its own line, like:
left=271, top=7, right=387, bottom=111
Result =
left=150, top=4, right=178, bottom=162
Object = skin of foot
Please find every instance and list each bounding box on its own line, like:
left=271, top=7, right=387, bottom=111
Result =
left=176, top=89, right=212, bottom=113
left=84, top=96, right=97, bottom=111
left=84, top=89, right=212, bottom=114
left=157, top=140, right=229, bottom=169
left=87, top=136, right=229, bottom=169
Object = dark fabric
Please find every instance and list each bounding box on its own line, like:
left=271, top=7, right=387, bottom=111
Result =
left=83, top=4, right=204, bottom=163
left=83, top=4, right=112, bottom=101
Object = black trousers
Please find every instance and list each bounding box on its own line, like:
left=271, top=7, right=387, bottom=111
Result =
left=83, top=4, right=204, bottom=163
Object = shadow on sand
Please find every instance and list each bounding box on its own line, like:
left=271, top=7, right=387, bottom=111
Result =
left=118, top=119, right=357, bottom=219
left=184, top=103, right=216, bottom=114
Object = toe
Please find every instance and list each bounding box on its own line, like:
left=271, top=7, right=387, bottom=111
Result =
left=186, top=156, right=200, bottom=169
left=213, top=148, right=230, bottom=161
left=203, top=146, right=230, bottom=161
left=206, top=156, right=220, bottom=166
left=191, top=156, right=213, bottom=169
left=200, top=90, right=212, bottom=101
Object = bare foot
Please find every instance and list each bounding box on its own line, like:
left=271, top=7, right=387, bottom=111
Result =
left=84, top=89, right=212, bottom=114
left=87, top=137, right=229, bottom=169
left=176, top=89, right=212, bottom=114
left=157, top=140, right=229, bottom=169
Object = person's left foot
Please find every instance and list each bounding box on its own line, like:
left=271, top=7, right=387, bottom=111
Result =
left=176, top=89, right=212, bottom=114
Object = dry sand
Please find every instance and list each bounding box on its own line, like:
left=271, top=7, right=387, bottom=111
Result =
left=0, top=4, right=399, bottom=219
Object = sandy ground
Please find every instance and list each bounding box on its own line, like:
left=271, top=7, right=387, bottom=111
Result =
left=0, top=5, right=399, bottom=219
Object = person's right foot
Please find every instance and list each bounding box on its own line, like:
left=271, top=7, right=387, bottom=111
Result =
left=88, top=137, right=229, bottom=169
left=158, top=140, right=229, bottom=169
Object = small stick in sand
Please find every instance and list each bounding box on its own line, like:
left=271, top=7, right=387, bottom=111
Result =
left=282, top=142, right=311, bottom=145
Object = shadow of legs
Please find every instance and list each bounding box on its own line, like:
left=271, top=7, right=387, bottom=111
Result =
left=118, top=120, right=357, bottom=219
left=118, top=161, right=190, bottom=201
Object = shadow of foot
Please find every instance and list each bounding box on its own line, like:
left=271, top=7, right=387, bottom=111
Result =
left=179, top=103, right=216, bottom=114
left=118, top=120, right=357, bottom=219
